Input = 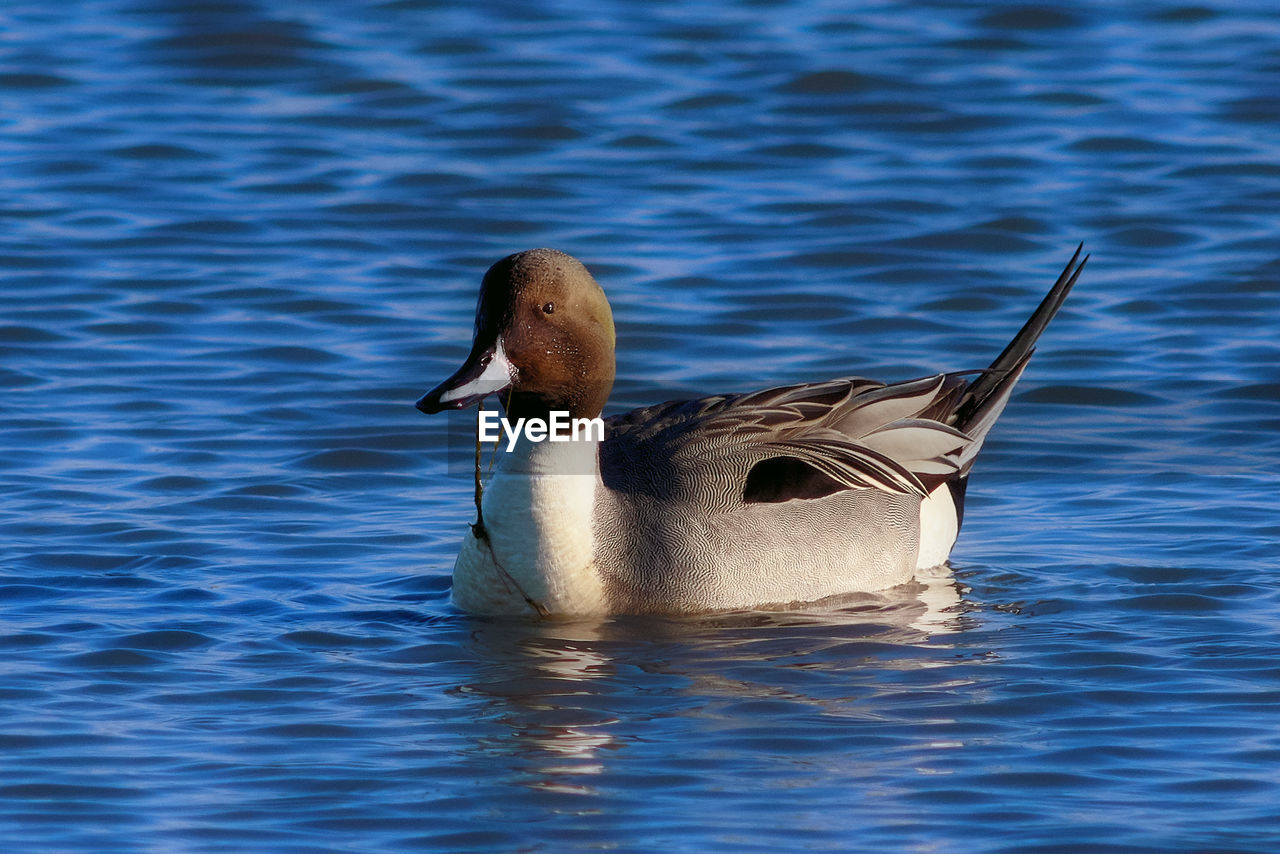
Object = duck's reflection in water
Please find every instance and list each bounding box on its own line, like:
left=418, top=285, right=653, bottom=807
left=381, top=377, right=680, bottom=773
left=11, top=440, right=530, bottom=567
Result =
left=452, top=563, right=975, bottom=792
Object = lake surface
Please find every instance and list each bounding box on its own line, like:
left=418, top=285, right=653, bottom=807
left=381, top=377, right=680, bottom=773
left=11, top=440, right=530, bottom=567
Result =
left=3, top=0, right=1279, bottom=850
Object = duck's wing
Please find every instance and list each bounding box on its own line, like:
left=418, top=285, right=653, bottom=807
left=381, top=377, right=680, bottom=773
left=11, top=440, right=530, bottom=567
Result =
left=602, top=374, right=972, bottom=507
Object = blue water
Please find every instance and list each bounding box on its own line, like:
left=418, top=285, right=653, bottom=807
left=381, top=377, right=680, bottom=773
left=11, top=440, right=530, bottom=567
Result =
left=3, top=0, right=1279, bottom=850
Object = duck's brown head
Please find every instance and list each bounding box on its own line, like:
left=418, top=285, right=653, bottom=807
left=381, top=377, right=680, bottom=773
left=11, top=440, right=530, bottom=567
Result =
left=416, top=248, right=616, bottom=421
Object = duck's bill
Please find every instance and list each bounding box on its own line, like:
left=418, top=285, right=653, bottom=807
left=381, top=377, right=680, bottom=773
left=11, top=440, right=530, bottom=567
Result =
left=416, top=341, right=515, bottom=414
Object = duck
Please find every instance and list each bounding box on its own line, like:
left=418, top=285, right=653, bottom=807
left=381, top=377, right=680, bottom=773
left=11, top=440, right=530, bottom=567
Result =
left=417, top=245, right=1087, bottom=618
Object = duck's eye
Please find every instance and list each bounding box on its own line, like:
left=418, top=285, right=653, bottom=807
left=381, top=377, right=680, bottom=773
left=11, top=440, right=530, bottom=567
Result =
left=541, top=302, right=555, bottom=315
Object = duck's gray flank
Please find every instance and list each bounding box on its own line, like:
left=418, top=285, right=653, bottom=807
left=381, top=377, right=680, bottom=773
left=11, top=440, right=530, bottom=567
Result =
left=417, top=246, right=1088, bottom=617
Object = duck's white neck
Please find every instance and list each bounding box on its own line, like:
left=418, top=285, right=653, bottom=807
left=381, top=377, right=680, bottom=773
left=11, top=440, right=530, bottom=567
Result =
left=492, top=428, right=602, bottom=476
left=450, top=432, right=606, bottom=617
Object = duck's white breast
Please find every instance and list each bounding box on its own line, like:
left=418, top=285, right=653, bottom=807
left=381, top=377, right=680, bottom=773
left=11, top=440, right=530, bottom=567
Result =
left=451, top=436, right=607, bottom=616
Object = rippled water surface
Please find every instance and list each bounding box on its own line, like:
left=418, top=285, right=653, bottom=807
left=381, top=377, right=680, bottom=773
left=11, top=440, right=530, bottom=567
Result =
left=3, top=1, right=1279, bottom=851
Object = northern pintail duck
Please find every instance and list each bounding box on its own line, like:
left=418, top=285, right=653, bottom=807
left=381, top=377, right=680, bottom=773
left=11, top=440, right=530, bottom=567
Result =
left=417, top=246, right=1087, bottom=617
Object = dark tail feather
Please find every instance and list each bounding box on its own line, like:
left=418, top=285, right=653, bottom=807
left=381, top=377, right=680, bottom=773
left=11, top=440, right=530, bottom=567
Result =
left=949, top=245, right=1088, bottom=477
left=953, top=244, right=1088, bottom=433
left=941, top=246, right=1087, bottom=532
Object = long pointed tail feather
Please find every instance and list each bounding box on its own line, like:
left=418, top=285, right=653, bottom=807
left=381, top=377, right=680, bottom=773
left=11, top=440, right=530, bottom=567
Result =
left=949, top=245, right=1087, bottom=475
left=935, top=245, right=1086, bottom=531
left=953, top=244, right=1088, bottom=433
